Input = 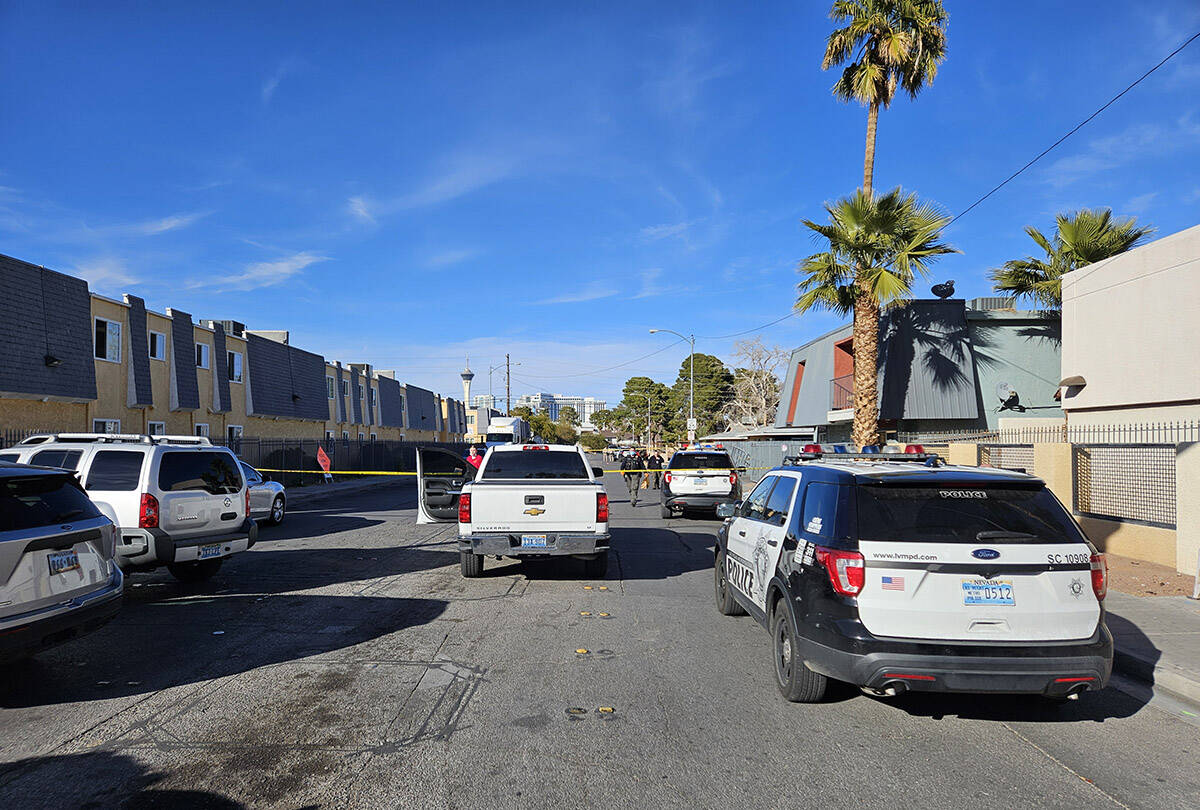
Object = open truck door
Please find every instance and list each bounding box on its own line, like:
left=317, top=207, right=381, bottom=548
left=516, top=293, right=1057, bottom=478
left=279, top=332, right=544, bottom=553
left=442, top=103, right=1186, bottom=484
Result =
left=416, top=447, right=476, bottom=524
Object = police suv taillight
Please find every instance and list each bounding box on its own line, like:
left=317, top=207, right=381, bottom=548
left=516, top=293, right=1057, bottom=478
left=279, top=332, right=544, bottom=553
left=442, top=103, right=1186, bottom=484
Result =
left=815, top=547, right=864, bottom=596
left=1090, top=553, right=1108, bottom=601
left=596, top=493, right=609, bottom=523
left=728, top=471, right=738, bottom=486
left=458, top=493, right=471, bottom=523
left=664, top=472, right=672, bottom=484
left=138, top=493, right=159, bottom=529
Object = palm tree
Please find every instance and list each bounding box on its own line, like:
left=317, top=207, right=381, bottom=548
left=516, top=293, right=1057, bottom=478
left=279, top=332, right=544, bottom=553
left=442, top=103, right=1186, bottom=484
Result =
left=822, top=0, right=949, bottom=196
left=795, top=188, right=956, bottom=446
left=990, top=209, right=1154, bottom=308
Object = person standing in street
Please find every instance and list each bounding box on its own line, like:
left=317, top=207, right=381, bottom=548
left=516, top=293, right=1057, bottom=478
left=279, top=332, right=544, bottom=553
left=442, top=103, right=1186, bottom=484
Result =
left=649, top=451, right=664, bottom=489
left=621, top=452, right=645, bottom=506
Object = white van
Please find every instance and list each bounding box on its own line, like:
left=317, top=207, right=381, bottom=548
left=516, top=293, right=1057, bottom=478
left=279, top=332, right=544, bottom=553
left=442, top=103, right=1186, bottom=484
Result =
left=4, top=434, right=257, bottom=583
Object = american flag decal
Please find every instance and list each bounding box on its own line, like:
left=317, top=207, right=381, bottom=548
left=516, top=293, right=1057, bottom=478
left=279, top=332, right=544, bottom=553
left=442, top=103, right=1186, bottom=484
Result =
left=881, top=575, right=905, bottom=591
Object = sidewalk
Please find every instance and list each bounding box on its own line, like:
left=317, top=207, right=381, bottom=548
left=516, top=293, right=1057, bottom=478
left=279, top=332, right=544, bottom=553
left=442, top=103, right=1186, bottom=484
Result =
left=1106, top=591, right=1200, bottom=706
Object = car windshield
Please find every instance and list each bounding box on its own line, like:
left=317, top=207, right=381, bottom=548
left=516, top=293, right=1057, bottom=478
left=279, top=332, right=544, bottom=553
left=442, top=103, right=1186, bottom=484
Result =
left=485, top=432, right=513, bottom=443
left=1, top=474, right=101, bottom=531
left=481, top=451, right=589, bottom=479
left=158, top=451, right=243, bottom=494
left=855, top=485, right=1087, bottom=544
left=669, top=453, right=732, bottom=470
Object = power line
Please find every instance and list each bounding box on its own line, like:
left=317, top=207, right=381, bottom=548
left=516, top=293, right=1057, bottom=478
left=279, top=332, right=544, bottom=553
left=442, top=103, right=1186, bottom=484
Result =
left=511, top=338, right=686, bottom=380
left=697, top=310, right=798, bottom=340
left=948, top=28, right=1200, bottom=224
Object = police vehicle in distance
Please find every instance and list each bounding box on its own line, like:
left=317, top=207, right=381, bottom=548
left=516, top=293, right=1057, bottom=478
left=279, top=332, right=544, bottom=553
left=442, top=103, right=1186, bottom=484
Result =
left=713, top=448, right=1112, bottom=702
left=659, top=444, right=743, bottom=519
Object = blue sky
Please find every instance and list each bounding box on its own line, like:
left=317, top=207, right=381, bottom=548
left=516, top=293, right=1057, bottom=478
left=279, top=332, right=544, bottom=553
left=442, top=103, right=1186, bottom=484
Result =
left=2, top=1, right=1198, bottom=405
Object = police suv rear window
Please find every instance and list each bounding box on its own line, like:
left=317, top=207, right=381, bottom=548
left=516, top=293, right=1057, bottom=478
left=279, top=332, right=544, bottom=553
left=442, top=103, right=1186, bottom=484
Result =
left=669, top=453, right=732, bottom=470
left=855, top=485, right=1086, bottom=544
left=1, top=474, right=101, bottom=531
left=158, top=451, right=243, bottom=494
left=481, top=451, right=588, bottom=480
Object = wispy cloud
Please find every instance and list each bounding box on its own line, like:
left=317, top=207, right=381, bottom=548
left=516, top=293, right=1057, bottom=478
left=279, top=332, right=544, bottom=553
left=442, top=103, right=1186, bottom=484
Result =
left=1123, top=192, right=1158, bottom=213
left=534, top=283, right=618, bottom=305
left=123, top=211, right=210, bottom=236
left=640, top=222, right=690, bottom=241
left=1044, top=115, right=1200, bottom=187
left=347, top=196, right=375, bottom=224
left=427, top=248, right=481, bottom=267
left=74, top=258, right=138, bottom=290
left=347, top=150, right=521, bottom=223
left=206, top=251, right=328, bottom=292
left=645, top=25, right=731, bottom=121
left=262, top=59, right=299, bottom=103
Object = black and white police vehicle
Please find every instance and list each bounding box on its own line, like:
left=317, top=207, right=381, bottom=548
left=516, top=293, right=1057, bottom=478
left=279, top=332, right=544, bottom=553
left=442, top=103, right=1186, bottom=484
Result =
left=713, top=450, right=1112, bottom=703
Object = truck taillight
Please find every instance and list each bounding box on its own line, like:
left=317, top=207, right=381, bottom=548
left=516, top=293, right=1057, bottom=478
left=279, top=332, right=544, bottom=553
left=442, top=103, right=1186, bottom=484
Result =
left=458, top=493, right=471, bottom=523
left=597, top=493, right=609, bottom=522
left=1090, top=553, right=1108, bottom=601
left=815, top=547, right=864, bottom=596
left=138, top=493, right=159, bottom=529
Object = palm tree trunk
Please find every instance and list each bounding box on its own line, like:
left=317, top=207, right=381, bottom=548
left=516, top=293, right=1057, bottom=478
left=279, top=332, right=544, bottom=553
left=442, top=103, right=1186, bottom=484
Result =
left=851, top=276, right=881, bottom=448
left=862, top=102, right=879, bottom=197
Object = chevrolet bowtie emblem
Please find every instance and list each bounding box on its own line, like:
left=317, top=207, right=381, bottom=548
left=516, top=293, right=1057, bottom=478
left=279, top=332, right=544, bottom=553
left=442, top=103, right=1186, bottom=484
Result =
left=524, top=507, right=546, bottom=516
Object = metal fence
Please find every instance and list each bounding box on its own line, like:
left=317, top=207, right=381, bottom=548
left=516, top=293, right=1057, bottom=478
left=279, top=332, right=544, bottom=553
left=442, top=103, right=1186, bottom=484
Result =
left=901, top=420, right=1200, bottom=445
left=221, top=437, right=470, bottom=487
left=1073, top=444, right=1177, bottom=528
left=1, top=428, right=54, bottom=449
left=723, top=441, right=816, bottom=484
left=978, top=444, right=1035, bottom=473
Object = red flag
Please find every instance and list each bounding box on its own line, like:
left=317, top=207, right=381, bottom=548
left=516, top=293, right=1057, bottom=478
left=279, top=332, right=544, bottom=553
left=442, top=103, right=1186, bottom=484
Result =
left=317, top=446, right=331, bottom=472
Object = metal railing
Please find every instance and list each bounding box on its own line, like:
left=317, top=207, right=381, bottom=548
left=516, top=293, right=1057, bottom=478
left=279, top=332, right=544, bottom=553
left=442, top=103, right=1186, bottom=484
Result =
left=978, top=444, right=1035, bottom=473
left=222, top=437, right=470, bottom=487
left=900, top=420, right=1200, bottom=445
left=1072, top=444, right=1177, bottom=528
left=829, top=374, right=853, bottom=410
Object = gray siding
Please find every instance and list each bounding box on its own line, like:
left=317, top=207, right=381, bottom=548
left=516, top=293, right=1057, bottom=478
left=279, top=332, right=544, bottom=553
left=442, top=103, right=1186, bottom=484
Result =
left=335, top=365, right=347, bottom=422
left=406, top=385, right=437, bottom=431
left=169, top=309, right=200, bottom=411
left=210, top=323, right=232, bottom=412
left=124, top=295, right=153, bottom=407
left=774, top=325, right=850, bottom=427
left=0, top=254, right=96, bottom=401
left=244, top=334, right=329, bottom=420
left=349, top=367, right=363, bottom=424
left=377, top=375, right=406, bottom=428
left=878, top=300, right=978, bottom=420
left=967, top=311, right=1062, bottom=429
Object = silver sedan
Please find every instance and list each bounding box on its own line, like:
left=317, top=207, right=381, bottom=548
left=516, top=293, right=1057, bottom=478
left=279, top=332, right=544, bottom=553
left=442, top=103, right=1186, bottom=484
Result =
left=239, top=462, right=286, bottom=526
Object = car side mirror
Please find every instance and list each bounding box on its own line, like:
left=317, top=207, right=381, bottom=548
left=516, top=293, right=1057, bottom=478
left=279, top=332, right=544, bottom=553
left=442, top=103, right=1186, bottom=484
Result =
left=592, top=466, right=605, bottom=479
left=716, top=503, right=738, bottom=518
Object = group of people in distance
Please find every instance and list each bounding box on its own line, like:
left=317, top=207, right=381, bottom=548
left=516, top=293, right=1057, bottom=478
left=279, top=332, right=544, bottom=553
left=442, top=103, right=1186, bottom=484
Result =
left=619, top=449, right=665, bottom=506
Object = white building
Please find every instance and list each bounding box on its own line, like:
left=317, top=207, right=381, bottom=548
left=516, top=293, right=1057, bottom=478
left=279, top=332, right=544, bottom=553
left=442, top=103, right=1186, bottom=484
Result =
left=512, top=392, right=607, bottom=429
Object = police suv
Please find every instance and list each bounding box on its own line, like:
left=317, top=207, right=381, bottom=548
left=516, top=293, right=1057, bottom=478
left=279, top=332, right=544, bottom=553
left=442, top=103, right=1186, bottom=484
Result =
left=713, top=451, right=1112, bottom=702
left=659, top=446, right=743, bottom=519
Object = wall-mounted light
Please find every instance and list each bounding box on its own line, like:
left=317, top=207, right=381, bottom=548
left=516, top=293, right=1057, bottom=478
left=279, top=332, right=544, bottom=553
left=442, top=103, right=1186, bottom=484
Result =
left=44, top=354, right=62, bottom=367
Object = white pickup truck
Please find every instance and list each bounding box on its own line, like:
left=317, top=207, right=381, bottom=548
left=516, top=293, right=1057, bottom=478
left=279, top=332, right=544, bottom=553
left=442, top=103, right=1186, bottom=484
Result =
left=416, top=444, right=610, bottom=578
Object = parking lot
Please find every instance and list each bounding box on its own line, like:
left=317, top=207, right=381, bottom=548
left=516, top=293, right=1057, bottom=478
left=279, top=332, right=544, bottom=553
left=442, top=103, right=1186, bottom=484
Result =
left=2, top=465, right=1200, bottom=809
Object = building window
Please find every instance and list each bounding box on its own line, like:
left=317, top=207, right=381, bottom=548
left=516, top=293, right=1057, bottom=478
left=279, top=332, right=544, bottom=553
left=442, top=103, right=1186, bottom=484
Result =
left=93, top=419, right=120, bottom=434
left=227, top=351, right=243, bottom=383
left=195, top=423, right=210, bottom=438
left=354, top=384, right=362, bottom=400
left=340, top=379, right=349, bottom=397
left=196, top=343, right=210, bottom=369
left=369, top=388, right=376, bottom=408
left=147, top=421, right=166, bottom=436
left=325, top=430, right=335, bottom=440
left=227, top=425, right=243, bottom=443
left=94, top=318, right=121, bottom=362
left=358, top=432, right=365, bottom=441
left=148, top=331, right=166, bottom=361
left=327, top=376, right=335, bottom=399
left=341, top=431, right=349, bottom=439
left=369, top=432, right=377, bottom=441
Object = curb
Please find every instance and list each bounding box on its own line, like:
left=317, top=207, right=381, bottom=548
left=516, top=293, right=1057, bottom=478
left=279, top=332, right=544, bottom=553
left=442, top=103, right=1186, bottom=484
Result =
left=1113, top=646, right=1200, bottom=709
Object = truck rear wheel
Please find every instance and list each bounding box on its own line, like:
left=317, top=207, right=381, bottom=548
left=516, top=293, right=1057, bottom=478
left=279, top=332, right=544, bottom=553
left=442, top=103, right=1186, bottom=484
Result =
left=460, top=550, right=484, bottom=578
left=582, top=552, right=608, bottom=578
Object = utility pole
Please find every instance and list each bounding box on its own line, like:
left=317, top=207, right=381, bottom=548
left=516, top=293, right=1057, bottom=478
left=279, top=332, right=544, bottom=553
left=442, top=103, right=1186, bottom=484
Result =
left=649, top=328, right=697, bottom=442
left=506, top=353, right=511, bottom=416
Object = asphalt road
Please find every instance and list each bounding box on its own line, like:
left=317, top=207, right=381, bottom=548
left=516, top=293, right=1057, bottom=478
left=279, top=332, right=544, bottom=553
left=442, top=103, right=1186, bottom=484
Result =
left=2, top=463, right=1199, bottom=809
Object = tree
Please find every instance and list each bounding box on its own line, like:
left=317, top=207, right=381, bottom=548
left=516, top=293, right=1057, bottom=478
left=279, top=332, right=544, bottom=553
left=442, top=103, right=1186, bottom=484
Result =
left=795, top=187, right=955, bottom=446
left=621, top=376, right=674, bottom=446
left=579, top=432, right=609, bottom=451
left=510, top=405, right=533, bottom=421
left=589, top=408, right=618, bottom=433
left=528, top=412, right=557, bottom=443
left=558, top=406, right=580, bottom=427
left=729, top=338, right=789, bottom=427
left=989, top=208, right=1153, bottom=308
left=671, top=353, right=733, bottom=437
left=822, top=0, right=949, bottom=197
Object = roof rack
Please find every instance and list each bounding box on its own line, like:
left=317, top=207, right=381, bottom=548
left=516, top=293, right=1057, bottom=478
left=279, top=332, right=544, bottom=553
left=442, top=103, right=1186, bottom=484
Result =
left=17, top=432, right=212, bottom=447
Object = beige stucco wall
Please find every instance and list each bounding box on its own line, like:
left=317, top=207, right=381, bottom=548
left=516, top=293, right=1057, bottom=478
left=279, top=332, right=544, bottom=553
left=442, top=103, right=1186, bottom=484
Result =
left=1075, top=517, right=1177, bottom=569
left=1176, top=442, right=1200, bottom=575
left=1061, top=223, right=1200, bottom=421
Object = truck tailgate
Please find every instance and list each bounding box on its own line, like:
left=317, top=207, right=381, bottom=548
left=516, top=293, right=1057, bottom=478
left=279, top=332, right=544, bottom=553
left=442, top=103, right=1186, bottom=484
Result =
left=465, top=482, right=601, bottom=534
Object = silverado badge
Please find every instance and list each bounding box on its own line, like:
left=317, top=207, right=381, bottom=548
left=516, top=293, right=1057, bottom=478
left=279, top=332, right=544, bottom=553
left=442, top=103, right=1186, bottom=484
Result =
left=523, top=507, right=546, bottom=516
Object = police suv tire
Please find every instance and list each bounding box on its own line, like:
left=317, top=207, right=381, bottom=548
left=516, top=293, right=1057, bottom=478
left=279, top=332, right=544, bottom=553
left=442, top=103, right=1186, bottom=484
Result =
left=167, top=558, right=223, bottom=584
left=714, top=551, right=746, bottom=616
left=660, top=504, right=672, bottom=519
left=460, top=550, right=484, bottom=578
left=772, top=601, right=827, bottom=702
left=582, top=552, right=608, bottom=578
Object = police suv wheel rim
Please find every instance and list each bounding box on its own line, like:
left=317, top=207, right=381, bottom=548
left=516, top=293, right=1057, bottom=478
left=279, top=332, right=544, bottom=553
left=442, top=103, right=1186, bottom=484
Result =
left=776, top=617, right=792, bottom=684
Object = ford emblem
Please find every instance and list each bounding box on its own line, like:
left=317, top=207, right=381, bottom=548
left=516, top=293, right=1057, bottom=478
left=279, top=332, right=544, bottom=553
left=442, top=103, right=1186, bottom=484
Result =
left=972, top=548, right=1001, bottom=560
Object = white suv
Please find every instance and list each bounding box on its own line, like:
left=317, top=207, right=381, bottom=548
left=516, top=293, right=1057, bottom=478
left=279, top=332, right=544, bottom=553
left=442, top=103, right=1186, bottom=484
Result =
left=5, top=434, right=257, bottom=583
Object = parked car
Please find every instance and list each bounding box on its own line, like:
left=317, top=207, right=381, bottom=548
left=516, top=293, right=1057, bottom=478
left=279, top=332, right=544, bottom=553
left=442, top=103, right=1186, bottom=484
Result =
left=6, top=434, right=257, bottom=583
left=660, top=448, right=743, bottom=519
left=0, top=461, right=124, bottom=659
left=239, top=462, right=286, bottom=526
left=714, top=454, right=1112, bottom=703
left=415, top=444, right=610, bottom=578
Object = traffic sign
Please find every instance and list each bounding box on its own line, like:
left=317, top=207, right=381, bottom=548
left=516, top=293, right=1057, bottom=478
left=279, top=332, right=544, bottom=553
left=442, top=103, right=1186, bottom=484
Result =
left=686, top=417, right=698, bottom=431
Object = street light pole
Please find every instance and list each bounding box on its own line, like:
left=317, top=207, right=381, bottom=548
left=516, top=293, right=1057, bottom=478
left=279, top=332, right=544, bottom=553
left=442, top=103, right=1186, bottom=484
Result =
left=649, top=328, right=696, bottom=442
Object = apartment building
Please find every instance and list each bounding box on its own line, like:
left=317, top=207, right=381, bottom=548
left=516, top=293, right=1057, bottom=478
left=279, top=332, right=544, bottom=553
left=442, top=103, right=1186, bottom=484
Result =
left=512, top=392, right=606, bottom=428
left=0, top=253, right=464, bottom=443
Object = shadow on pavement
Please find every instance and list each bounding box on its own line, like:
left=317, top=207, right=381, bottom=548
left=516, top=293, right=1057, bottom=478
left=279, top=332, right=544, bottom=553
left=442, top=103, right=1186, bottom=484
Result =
left=1103, top=609, right=1163, bottom=683
left=0, top=750, right=271, bottom=808
left=0, top=595, right=448, bottom=708
left=878, top=683, right=1148, bottom=722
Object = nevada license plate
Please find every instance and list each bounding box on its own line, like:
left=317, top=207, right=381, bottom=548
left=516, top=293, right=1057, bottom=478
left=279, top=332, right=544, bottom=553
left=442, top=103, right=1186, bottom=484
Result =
left=962, top=579, right=1015, bottom=606
left=47, top=550, right=81, bottom=576
left=198, top=543, right=223, bottom=560
left=693, top=478, right=706, bottom=486
left=521, top=535, right=548, bottom=548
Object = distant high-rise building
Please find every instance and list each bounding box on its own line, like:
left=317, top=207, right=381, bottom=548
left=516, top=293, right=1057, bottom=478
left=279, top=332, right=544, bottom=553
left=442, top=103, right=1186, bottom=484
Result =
left=473, top=394, right=498, bottom=409
left=511, top=392, right=606, bottom=429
